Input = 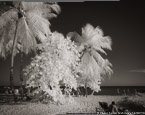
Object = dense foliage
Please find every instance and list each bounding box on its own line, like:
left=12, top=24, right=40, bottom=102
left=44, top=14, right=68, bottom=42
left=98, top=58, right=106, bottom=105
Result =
left=68, top=24, right=113, bottom=92
left=0, top=2, right=113, bottom=104
left=23, top=32, right=81, bottom=103
left=24, top=24, right=113, bottom=103
left=0, top=1, right=61, bottom=92
left=0, top=1, right=60, bottom=57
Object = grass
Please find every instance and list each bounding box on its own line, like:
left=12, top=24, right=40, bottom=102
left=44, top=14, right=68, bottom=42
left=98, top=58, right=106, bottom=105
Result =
left=117, top=93, right=145, bottom=112
left=0, top=94, right=145, bottom=115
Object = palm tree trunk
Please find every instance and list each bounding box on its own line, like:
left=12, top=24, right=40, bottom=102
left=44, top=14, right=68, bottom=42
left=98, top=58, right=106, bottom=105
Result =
left=20, top=51, right=24, bottom=100
left=10, top=20, right=19, bottom=95
left=85, top=82, right=88, bottom=98
left=91, top=90, right=95, bottom=95
left=10, top=2, right=22, bottom=102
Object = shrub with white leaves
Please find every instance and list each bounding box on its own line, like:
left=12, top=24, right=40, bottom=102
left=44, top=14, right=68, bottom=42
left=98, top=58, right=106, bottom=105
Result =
left=23, top=32, right=80, bottom=104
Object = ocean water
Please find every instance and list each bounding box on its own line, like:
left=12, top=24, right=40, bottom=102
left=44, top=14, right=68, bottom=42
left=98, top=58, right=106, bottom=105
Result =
left=93, top=86, right=145, bottom=95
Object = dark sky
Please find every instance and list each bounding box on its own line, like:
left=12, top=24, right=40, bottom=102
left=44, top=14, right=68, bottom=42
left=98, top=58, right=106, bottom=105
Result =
left=0, top=1, right=145, bottom=86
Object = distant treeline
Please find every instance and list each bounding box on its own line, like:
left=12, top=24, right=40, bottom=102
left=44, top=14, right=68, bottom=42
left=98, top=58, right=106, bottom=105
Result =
left=0, top=86, right=145, bottom=95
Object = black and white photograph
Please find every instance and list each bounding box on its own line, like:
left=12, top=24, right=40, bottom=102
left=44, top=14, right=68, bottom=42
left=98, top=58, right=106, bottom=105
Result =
left=0, top=0, right=145, bottom=115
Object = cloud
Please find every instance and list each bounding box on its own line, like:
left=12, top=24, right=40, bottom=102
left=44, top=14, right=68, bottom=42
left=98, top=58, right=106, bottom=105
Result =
left=130, top=69, right=145, bottom=73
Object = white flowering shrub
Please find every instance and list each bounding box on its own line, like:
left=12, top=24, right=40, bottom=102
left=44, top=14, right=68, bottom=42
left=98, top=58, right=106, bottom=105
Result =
left=23, top=32, right=80, bottom=104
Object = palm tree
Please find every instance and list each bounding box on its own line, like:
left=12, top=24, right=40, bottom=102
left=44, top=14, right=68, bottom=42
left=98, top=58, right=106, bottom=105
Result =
left=67, top=24, right=113, bottom=97
left=0, top=1, right=60, bottom=93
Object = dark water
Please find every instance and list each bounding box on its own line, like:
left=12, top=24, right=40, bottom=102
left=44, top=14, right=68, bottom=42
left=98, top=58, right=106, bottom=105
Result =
left=79, top=86, right=145, bottom=95
left=94, top=86, right=145, bottom=95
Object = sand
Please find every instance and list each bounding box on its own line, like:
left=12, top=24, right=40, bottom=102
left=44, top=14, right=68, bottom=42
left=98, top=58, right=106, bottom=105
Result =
left=0, top=95, right=144, bottom=115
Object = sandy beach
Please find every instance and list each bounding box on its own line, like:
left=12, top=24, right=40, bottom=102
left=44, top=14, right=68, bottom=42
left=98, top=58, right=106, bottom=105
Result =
left=0, top=95, right=132, bottom=115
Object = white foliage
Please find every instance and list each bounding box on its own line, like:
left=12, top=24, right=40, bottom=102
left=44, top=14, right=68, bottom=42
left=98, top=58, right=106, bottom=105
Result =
left=69, top=24, right=113, bottom=92
left=79, top=24, right=112, bottom=52
left=0, top=2, right=61, bottom=58
left=23, top=32, right=80, bottom=103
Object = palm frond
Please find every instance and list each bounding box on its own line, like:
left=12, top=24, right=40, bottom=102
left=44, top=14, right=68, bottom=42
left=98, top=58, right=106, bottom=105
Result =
left=0, top=34, right=13, bottom=58
left=82, top=24, right=104, bottom=38
left=67, top=32, right=81, bottom=44
left=81, top=23, right=112, bottom=51
left=81, top=23, right=97, bottom=41
left=17, top=17, right=37, bottom=54
left=0, top=8, right=18, bottom=29
left=90, top=50, right=105, bottom=66
left=0, top=22, right=16, bottom=58
left=81, top=52, right=90, bottom=68
left=22, top=2, right=60, bottom=19
left=21, top=2, right=43, bottom=11
left=40, top=3, right=61, bottom=19
left=26, top=12, right=51, bottom=42
left=80, top=52, right=103, bottom=85
left=95, top=26, right=104, bottom=36
left=91, top=50, right=113, bottom=78
left=0, top=35, right=6, bottom=58
left=81, top=52, right=100, bottom=75
left=91, top=47, right=107, bottom=55
left=99, top=36, right=112, bottom=50
left=80, top=23, right=113, bottom=76
left=87, top=36, right=112, bottom=51
left=46, top=3, right=61, bottom=15
left=76, top=23, right=113, bottom=90
left=101, top=59, right=113, bottom=78
left=28, top=8, right=55, bottom=20
left=0, top=2, right=59, bottom=58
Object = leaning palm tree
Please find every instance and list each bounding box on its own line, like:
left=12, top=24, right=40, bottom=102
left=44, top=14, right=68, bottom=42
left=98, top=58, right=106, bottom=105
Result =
left=0, top=1, right=60, bottom=92
left=67, top=24, right=113, bottom=97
